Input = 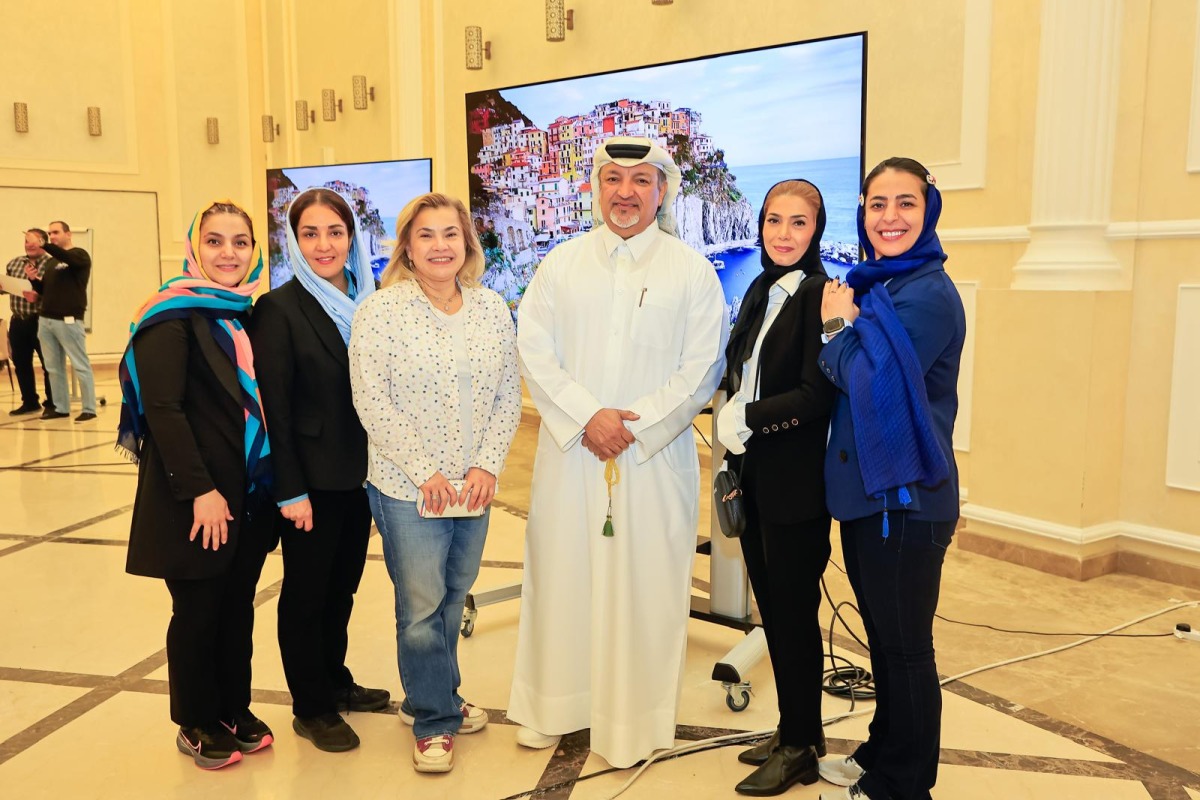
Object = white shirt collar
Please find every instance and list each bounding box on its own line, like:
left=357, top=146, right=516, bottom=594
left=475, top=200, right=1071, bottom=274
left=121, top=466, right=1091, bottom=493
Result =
left=598, top=223, right=661, bottom=262
left=771, top=269, right=806, bottom=297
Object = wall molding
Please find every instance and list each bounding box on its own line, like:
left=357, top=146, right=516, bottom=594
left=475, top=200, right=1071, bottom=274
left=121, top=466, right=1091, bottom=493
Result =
left=961, top=502, right=1200, bottom=553
left=927, top=0, right=992, bottom=191
left=937, top=219, right=1200, bottom=244
left=0, top=0, right=139, bottom=175
left=952, top=280, right=978, bottom=453
left=940, top=225, right=1031, bottom=243
left=1166, top=284, right=1200, bottom=492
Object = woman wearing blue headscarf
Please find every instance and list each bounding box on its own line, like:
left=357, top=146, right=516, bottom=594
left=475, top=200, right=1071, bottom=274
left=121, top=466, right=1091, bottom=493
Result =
left=249, top=187, right=389, bottom=753
left=816, top=158, right=966, bottom=800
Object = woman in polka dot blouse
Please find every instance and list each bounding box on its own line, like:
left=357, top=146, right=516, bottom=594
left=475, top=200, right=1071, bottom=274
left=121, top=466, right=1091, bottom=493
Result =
left=348, top=192, right=521, bottom=774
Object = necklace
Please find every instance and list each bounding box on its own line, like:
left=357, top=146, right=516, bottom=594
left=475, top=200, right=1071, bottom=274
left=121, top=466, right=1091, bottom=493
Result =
left=419, top=279, right=460, bottom=312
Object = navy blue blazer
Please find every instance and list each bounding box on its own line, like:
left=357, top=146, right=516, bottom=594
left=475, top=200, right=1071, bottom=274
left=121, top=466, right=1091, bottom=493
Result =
left=818, top=260, right=966, bottom=523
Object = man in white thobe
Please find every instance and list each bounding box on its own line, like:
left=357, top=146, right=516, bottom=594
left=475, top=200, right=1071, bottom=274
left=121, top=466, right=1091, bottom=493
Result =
left=510, top=136, right=728, bottom=768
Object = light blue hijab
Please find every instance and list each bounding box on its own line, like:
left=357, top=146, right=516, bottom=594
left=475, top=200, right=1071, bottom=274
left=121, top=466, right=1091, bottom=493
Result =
left=286, top=188, right=376, bottom=344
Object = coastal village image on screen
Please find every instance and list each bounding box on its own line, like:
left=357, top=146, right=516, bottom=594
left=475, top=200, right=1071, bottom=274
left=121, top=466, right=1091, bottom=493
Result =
left=264, top=160, right=432, bottom=290
left=464, top=36, right=865, bottom=323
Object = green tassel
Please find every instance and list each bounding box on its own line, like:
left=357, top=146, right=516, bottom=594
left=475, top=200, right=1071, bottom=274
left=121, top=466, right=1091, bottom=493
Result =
left=602, top=516, right=614, bottom=537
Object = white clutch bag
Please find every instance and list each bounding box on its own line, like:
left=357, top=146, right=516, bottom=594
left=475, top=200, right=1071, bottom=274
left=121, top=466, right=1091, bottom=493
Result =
left=417, top=480, right=489, bottom=518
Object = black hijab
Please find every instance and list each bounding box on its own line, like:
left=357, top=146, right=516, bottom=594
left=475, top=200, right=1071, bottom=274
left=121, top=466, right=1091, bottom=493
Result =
left=724, top=179, right=827, bottom=395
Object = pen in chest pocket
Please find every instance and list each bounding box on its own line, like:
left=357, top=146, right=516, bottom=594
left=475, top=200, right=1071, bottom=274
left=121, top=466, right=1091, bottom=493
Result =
left=639, top=288, right=647, bottom=307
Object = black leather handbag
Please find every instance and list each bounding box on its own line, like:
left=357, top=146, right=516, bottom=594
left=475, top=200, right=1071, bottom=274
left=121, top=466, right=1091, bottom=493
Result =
left=713, top=463, right=746, bottom=538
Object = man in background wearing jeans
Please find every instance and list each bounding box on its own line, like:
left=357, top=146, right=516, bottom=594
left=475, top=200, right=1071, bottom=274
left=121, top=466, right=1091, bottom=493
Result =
left=25, top=220, right=96, bottom=422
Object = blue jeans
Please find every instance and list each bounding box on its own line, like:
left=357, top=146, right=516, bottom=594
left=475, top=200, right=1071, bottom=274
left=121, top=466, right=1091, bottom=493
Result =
left=38, top=317, right=95, bottom=414
left=841, top=513, right=953, bottom=800
left=367, top=483, right=489, bottom=739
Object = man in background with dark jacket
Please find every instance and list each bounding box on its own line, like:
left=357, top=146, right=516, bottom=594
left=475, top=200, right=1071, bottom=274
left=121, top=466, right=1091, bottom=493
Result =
left=25, top=220, right=96, bottom=422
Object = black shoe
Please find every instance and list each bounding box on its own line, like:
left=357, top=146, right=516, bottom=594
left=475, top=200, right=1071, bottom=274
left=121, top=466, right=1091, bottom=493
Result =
left=9, top=403, right=41, bottom=416
left=221, top=709, right=274, bottom=753
left=39, top=409, right=69, bottom=420
left=335, top=683, right=391, bottom=712
left=739, top=728, right=780, bottom=765
left=739, top=729, right=826, bottom=766
left=293, top=713, right=360, bottom=752
left=176, top=724, right=243, bottom=770
left=74, top=411, right=97, bottom=422
left=734, top=745, right=819, bottom=796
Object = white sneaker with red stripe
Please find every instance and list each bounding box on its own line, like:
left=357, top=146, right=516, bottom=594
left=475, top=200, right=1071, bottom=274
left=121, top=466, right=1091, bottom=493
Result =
left=413, top=733, right=454, bottom=773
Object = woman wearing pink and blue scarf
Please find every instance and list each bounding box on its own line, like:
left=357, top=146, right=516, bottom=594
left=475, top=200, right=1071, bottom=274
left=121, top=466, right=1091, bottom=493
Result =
left=121, top=200, right=275, bottom=770
left=816, top=158, right=966, bottom=800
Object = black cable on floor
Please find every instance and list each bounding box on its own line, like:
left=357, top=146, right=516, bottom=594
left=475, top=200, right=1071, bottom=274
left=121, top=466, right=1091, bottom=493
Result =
left=820, top=576, right=875, bottom=704
left=933, top=613, right=1174, bottom=638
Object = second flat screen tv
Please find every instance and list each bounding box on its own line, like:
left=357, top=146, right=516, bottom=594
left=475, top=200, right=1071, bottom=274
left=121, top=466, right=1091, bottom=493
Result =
left=265, top=158, right=433, bottom=290
left=465, top=33, right=866, bottom=322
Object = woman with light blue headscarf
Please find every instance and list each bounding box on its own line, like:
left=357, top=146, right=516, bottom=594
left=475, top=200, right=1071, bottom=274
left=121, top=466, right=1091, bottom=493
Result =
left=248, top=187, right=389, bottom=754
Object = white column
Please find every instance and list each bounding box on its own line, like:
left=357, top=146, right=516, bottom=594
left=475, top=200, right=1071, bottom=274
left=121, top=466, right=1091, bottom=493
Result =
left=1012, top=0, right=1126, bottom=291
left=389, top=0, right=427, bottom=160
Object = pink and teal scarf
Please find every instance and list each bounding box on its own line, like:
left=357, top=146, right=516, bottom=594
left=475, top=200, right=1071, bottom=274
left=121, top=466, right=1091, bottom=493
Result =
left=117, top=199, right=272, bottom=495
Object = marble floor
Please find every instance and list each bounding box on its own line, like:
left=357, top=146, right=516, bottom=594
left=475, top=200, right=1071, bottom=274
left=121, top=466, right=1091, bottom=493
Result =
left=1, top=369, right=1199, bottom=799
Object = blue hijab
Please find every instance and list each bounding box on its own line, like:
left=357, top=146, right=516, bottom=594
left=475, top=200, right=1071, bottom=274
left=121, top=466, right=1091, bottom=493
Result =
left=286, top=189, right=376, bottom=345
left=841, top=174, right=949, bottom=532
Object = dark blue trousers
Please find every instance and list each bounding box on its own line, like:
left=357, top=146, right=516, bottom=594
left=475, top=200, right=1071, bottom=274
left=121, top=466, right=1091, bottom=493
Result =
left=840, top=512, right=953, bottom=800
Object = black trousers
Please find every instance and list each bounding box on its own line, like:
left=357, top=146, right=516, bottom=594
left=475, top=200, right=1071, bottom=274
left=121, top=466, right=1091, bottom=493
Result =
left=841, top=512, right=953, bottom=800
left=277, top=487, right=372, bottom=718
left=740, top=502, right=832, bottom=748
left=8, top=313, right=52, bottom=407
left=164, top=526, right=271, bottom=728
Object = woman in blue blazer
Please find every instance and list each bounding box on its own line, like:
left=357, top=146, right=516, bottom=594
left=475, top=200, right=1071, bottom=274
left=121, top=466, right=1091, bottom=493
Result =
left=816, top=157, right=966, bottom=800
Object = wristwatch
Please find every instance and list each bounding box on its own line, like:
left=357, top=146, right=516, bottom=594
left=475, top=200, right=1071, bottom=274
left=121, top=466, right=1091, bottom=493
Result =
left=823, top=317, right=846, bottom=336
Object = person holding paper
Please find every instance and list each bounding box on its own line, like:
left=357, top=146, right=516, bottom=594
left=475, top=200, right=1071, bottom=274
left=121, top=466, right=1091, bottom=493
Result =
left=349, top=192, right=521, bottom=774
left=4, top=229, right=54, bottom=414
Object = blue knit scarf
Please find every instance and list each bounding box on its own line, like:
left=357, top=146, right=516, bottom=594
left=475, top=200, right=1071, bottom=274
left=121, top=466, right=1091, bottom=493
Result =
left=842, top=179, right=950, bottom=531
left=285, top=190, right=376, bottom=345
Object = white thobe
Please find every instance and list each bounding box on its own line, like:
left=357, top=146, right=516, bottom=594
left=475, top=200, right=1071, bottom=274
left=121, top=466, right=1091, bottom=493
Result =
left=510, top=223, right=728, bottom=768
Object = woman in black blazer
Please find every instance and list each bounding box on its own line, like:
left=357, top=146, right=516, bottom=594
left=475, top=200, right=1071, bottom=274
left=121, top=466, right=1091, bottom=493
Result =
left=249, top=188, right=389, bottom=753
left=716, top=180, right=837, bottom=796
left=121, top=200, right=275, bottom=770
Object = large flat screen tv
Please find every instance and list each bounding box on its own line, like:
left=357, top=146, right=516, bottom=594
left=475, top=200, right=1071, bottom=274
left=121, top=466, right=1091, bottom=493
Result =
left=465, top=33, right=865, bottom=322
left=265, top=158, right=433, bottom=289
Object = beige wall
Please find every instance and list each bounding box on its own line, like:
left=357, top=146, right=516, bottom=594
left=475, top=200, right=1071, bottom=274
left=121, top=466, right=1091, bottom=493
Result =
left=2, top=0, right=1199, bottom=562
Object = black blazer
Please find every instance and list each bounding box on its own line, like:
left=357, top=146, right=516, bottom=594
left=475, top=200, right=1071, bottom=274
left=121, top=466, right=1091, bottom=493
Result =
left=726, top=274, right=835, bottom=524
left=248, top=280, right=368, bottom=501
left=126, top=314, right=256, bottom=579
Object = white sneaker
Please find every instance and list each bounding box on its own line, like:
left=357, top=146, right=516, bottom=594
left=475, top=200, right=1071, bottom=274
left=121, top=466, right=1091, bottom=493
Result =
left=458, top=702, right=488, bottom=734
left=413, top=733, right=454, bottom=773
left=819, top=755, right=865, bottom=787
left=515, top=726, right=560, bottom=750
left=820, top=783, right=868, bottom=800
left=399, top=701, right=488, bottom=734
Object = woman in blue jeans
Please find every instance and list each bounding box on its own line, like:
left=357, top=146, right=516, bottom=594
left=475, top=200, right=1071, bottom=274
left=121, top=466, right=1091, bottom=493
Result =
left=816, top=157, right=966, bottom=800
left=349, top=192, right=521, bottom=774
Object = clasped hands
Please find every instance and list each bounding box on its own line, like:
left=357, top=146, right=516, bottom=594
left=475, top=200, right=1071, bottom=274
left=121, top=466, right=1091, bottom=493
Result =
left=419, top=467, right=496, bottom=515
left=581, top=408, right=640, bottom=461
left=821, top=277, right=860, bottom=325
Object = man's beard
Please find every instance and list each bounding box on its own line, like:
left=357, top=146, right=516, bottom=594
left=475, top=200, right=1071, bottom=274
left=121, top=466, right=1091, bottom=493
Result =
left=610, top=211, right=641, bottom=230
